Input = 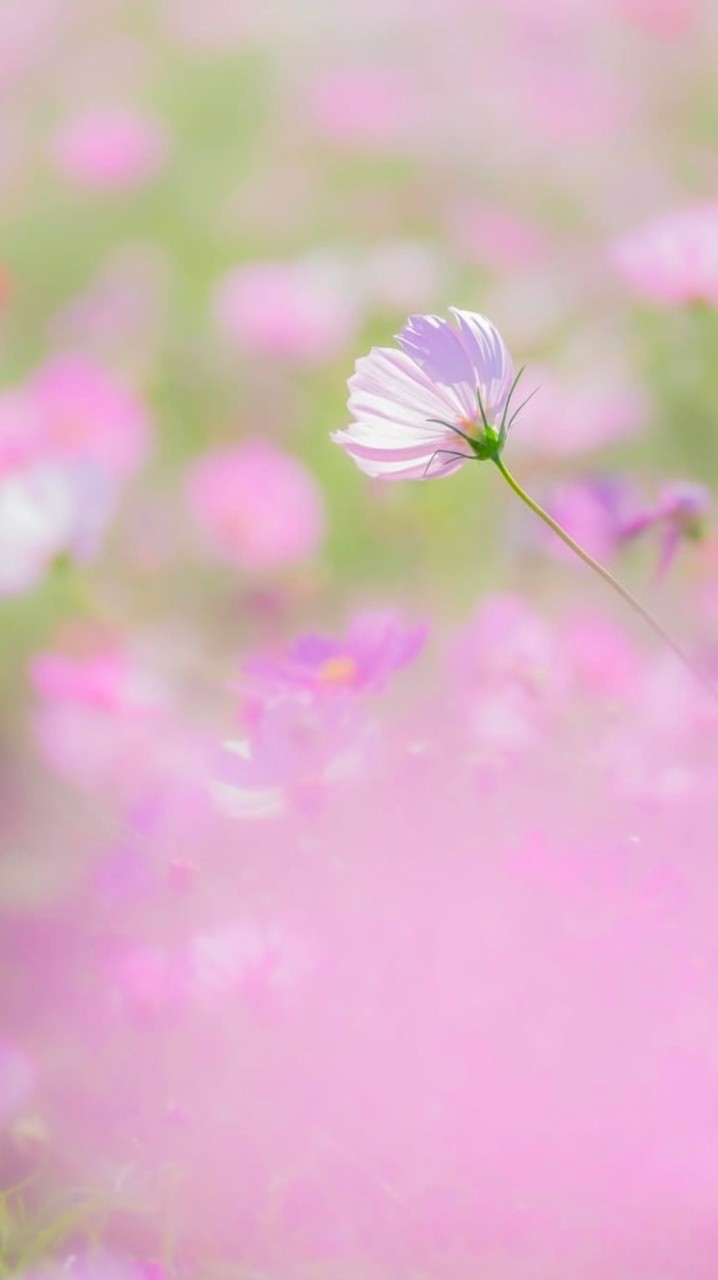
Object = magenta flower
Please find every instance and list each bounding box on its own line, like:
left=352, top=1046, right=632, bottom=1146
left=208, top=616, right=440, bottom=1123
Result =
left=243, top=609, right=428, bottom=696
left=621, top=480, right=711, bottom=576
left=332, top=309, right=520, bottom=480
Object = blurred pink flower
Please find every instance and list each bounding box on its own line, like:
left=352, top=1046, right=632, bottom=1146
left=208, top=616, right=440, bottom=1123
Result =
left=214, top=257, right=360, bottom=364
left=333, top=309, right=516, bottom=480
left=0, top=460, right=115, bottom=596
left=186, top=440, right=325, bottom=571
left=243, top=609, right=428, bottom=696
left=30, top=354, right=151, bottom=477
left=609, top=202, right=718, bottom=307
left=511, top=370, right=646, bottom=458
left=538, top=477, right=635, bottom=564
left=53, top=108, right=169, bottom=190
left=621, top=480, right=711, bottom=575
left=306, top=66, right=422, bottom=150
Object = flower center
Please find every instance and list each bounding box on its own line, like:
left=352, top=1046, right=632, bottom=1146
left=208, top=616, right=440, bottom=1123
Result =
left=317, top=655, right=359, bottom=686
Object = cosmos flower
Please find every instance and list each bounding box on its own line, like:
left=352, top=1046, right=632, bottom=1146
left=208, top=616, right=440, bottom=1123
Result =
left=186, top=440, right=326, bottom=572
left=334, top=310, right=711, bottom=697
left=609, top=203, right=718, bottom=308
left=331, top=309, right=521, bottom=480
left=242, top=609, right=428, bottom=697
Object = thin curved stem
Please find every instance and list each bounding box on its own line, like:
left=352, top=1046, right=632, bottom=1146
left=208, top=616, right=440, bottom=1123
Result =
left=493, top=455, right=716, bottom=700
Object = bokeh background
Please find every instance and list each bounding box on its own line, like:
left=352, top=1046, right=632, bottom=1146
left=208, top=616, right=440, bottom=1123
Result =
left=2, top=2, right=718, bottom=1278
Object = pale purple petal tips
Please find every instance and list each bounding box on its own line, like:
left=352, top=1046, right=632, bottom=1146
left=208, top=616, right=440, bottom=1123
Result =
left=332, top=309, right=515, bottom=481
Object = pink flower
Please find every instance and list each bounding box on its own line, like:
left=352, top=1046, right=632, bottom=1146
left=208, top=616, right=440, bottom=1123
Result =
left=609, top=203, right=718, bottom=307
left=512, top=370, right=646, bottom=458
left=332, top=309, right=517, bottom=480
left=53, top=108, right=169, bottom=190
left=243, top=609, right=428, bottom=696
left=0, top=460, right=115, bottom=596
left=186, top=441, right=325, bottom=572
left=30, top=355, right=151, bottom=477
left=538, top=477, right=635, bottom=565
left=214, top=257, right=360, bottom=364
left=621, top=481, right=711, bottom=575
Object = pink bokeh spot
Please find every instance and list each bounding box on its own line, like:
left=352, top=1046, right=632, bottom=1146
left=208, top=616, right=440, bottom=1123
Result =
left=53, top=108, right=169, bottom=190
left=610, top=202, right=718, bottom=307
left=214, top=258, right=360, bottom=364
left=186, top=440, right=326, bottom=572
left=30, top=354, right=151, bottom=477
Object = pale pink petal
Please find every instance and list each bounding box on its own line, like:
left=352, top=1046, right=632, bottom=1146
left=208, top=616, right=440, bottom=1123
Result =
left=449, top=308, right=515, bottom=416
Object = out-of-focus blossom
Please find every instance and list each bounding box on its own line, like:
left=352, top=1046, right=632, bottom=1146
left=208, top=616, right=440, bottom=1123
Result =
left=186, top=440, right=325, bottom=572
left=621, top=480, right=711, bottom=575
left=30, top=354, right=151, bottom=477
left=243, top=609, right=428, bottom=697
left=538, top=476, right=710, bottom=577
left=305, top=65, right=422, bottom=151
left=52, top=108, right=169, bottom=190
left=539, top=477, right=635, bottom=564
left=511, top=370, right=646, bottom=458
left=0, top=460, right=115, bottom=596
left=333, top=309, right=516, bottom=480
left=214, top=256, right=360, bottom=364
left=609, top=202, right=718, bottom=307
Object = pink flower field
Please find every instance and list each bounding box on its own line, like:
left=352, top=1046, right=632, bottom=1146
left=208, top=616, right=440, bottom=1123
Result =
left=1, top=3, right=718, bottom=1278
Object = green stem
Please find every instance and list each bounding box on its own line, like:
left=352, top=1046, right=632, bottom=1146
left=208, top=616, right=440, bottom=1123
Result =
left=493, top=455, right=716, bottom=700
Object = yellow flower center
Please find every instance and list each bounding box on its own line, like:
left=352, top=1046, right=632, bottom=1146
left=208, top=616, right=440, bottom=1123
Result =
left=318, top=655, right=359, bottom=686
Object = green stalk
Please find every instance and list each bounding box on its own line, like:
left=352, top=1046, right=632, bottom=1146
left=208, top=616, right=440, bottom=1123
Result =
left=493, top=455, right=716, bottom=700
